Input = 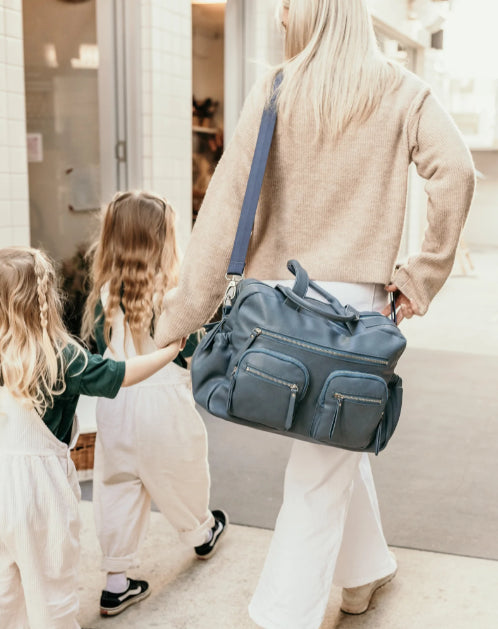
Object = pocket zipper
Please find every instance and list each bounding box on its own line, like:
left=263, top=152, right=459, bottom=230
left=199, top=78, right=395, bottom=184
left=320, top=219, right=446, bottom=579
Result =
left=245, top=365, right=298, bottom=431
left=310, top=384, right=384, bottom=439
left=331, top=395, right=385, bottom=451
left=259, top=328, right=388, bottom=367
left=233, top=328, right=262, bottom=366
left=333, top=393, right=383, bottom=405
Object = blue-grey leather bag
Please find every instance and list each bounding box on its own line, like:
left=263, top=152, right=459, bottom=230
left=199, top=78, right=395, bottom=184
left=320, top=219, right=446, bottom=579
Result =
left=191, top=75, right=406, bottom=454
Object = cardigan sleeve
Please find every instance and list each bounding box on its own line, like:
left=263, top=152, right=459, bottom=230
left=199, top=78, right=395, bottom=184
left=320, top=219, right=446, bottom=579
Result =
left=392, top=92, right=475, bottom=315
left=154, top=75, right=270, bottom=347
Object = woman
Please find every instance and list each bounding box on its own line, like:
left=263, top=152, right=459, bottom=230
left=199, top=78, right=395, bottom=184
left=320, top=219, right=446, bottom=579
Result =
left=155, top=1, right=475, bottom=627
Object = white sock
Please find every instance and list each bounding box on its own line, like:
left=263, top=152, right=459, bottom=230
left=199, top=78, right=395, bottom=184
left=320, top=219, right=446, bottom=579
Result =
left=106, top=573, right=128, bottom=594
left=203, top=529, right=213, bottom=544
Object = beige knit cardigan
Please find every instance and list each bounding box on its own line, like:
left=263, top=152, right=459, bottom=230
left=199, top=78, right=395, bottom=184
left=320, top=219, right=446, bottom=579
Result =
left=155, top=68, right=475, bottom=347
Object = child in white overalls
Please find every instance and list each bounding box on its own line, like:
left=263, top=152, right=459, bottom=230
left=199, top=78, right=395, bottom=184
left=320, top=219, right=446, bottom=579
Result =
left=0, top=246, right=184, bottom=629
left=82, top=191, right=228, bottom=618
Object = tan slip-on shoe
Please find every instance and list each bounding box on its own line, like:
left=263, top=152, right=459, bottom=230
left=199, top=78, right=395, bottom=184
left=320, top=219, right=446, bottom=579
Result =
left=340, top=563, right=397, bottom=615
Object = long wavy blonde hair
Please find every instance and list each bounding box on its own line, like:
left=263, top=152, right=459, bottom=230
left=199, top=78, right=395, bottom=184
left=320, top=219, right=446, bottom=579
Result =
left=0, top=247, right=86, bottom=414
left=276, top=0, right=401, bottom=136
left=82, top=191, right=180, bottom=354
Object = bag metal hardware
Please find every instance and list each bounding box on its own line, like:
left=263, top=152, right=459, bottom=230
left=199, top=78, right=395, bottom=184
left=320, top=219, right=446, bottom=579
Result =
left=224, top=274, right=242, bottom=307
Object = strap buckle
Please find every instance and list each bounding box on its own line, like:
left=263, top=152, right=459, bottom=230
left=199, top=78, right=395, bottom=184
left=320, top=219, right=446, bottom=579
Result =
left=223, top=274, right=242, bottom=307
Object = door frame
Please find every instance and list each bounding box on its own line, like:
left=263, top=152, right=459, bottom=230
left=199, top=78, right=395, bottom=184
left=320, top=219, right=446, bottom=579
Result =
left=97, top=0, right=142, bottom=203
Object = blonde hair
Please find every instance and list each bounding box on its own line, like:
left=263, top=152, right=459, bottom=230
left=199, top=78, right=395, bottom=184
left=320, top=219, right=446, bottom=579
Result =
left=0, top=247, right=86, bottom=414
left=275, top=0, right=401, bottom=137
left=82, top=191, right=180, bottom=354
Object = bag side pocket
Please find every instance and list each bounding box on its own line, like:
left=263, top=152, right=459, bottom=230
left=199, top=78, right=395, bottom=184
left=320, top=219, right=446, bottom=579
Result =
left=311, top=371, right=388, bottom=450
left=228, top=349, right=309, bottom=431
left=191, top=328, right=231, bottom=409
left=375, top=374, right=403, bottom=453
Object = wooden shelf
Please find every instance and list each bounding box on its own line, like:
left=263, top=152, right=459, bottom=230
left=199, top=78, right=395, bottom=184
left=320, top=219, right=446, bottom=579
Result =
left=193, top=125, right=218, bottom=135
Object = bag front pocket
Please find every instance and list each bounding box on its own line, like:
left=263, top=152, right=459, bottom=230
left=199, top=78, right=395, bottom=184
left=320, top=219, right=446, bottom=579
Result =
left=311, top=371, right=388, bottom=449
left=228, top=349, right=309, bottom=431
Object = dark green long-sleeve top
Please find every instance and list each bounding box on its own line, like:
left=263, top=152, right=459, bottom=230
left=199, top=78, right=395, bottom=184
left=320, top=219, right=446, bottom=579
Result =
left=42, top=347, right=126, bottom=444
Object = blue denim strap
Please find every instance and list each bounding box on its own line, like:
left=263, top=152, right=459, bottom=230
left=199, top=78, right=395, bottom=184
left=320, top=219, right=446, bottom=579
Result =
left=226, top=72, right=283, bottom=277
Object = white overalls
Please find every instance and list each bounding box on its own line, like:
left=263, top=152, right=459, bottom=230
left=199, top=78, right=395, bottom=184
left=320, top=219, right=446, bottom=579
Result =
left=93, top=289, right=214, bottom=573
left=249, top=281, right=397, bottom=629
left=0, top=388, right=81, bottom=629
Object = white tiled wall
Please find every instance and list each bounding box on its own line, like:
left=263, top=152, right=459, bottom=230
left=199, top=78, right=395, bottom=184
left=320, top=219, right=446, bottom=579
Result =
left=0, top=0, right=29, bottom=248
left=244, top=0, right=283, bottom=95
left=141, top=0, right=192, bottom=252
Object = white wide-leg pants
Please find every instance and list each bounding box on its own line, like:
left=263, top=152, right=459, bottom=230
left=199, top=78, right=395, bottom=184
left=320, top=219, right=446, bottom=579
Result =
left=94, top=371, right=214, bottom=574
left=249, top=281, right=397, bottom=629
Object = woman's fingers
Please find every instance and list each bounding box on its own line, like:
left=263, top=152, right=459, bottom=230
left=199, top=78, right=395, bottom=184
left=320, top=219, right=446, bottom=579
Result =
left=381, top=284, right=419, bottom=323
left=399, top=301, right=413, bottom=319
left=381, top=284, right=398, bottom=317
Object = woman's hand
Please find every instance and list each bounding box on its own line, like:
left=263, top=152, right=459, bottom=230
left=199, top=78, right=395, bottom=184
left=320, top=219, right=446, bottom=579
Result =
left=381, top=285, right=420, bottom=324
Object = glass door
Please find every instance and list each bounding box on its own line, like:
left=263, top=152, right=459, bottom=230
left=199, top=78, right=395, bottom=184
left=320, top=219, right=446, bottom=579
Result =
left=23, top=0, right=140, bottom=335
left=23, top=0, right=103, bottom=266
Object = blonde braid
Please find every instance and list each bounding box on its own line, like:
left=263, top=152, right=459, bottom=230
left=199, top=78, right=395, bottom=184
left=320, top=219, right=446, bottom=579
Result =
left=0, top=246, right=87, bottom=415
left=33, top=250, right=50, bottom=333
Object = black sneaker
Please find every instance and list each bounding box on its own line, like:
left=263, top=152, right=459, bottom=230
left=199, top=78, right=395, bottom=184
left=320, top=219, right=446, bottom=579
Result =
left=100, top=578, right=151, bottom=617
left=194, top=509, right=229, bottom=560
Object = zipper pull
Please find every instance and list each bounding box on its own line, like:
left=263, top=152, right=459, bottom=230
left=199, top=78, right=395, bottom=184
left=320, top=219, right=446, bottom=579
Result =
left=285, top=385, right=299, bottom=430
left=334, top=393, right=344, bottom=406
left=328, top=394, right=343, bottom=440
left=238, top=328, right=262, bottom=357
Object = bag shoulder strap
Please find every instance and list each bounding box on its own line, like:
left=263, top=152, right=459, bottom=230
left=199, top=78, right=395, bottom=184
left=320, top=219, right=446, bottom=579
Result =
left=226, top=72, right=283, bottom=277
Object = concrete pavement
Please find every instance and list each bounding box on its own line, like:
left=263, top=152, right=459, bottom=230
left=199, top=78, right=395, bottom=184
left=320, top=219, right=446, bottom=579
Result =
left=77, top=501, right=498, bottom=629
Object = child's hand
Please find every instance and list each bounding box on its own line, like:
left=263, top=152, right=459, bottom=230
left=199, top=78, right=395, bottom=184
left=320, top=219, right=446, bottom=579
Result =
left=122, top=338, right=185, bottom=387
left=165, top=338, right=187, bottom=353
left=166, top=338, right=184, bottom=355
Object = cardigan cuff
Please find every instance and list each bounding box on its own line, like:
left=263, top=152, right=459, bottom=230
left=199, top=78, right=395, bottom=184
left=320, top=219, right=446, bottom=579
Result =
left=391, top=266, right=429, bottom=316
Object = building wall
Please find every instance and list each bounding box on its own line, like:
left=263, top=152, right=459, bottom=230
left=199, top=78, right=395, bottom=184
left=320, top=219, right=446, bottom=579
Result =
left=467, top=151, right=498, bottom=249
left=0, top=0, right=29, bottom=249
left=368, top=0, right=411, bottom=32
left=141, top=0, right=193, bottom=252
left=224, top=0, right=284, bottom=142
left=243, top=0, right=283, bottom=94
left=367, top=0, right=443, bottom=48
